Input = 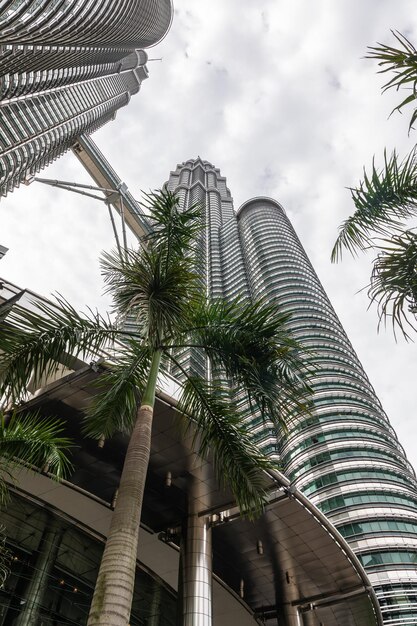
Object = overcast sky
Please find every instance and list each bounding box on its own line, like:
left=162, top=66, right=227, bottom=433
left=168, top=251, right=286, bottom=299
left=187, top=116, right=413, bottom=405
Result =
left=2, top=0, right=417, bottom=469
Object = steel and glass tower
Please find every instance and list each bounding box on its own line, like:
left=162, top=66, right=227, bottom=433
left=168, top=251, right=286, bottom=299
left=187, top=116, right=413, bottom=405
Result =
left=0, top=0, right=173, bottom=197
left=166, top=157, right=417, bottom=625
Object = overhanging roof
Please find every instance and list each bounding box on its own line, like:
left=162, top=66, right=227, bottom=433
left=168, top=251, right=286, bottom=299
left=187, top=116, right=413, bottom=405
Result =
left=20, top=365, right=382, bottom=626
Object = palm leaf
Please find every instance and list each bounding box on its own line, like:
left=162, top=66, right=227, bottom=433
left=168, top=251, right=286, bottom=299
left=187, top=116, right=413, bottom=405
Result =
left=368, top=230, right=417, bottom=338
left=0, top=296, right=120, bottom=403
left=0, top=410, right=72, bottom=481
left=332, top=148, right=417, bottom=261
left=83, top=343, right=152, bottom=439
left=101, top=247, right=200, bottom=348
left=177, top=375, right=274, bottom=518
left=174, top=298, right=312, bottom=427
left=367, top=30, right=417, bottom=133
left=141, top=188, right=201, bottom=260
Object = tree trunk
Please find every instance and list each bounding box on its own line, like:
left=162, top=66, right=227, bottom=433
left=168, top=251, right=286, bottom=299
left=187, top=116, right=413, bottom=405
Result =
left=87, top=351, right=161, bottom=626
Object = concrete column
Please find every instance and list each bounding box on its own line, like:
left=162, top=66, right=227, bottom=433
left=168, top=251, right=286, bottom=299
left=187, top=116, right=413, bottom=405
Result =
left=178, top=484, right=212, bottom=626
left=15, top=518, right=63, bottom=626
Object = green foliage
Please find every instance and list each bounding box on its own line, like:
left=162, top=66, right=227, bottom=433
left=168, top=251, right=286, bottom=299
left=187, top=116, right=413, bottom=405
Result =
left=84, top=343, right=151, bottom=439
left=332, top=148, right=417, bottom=262
left=141, top=188, right=201, bottom=257
left=176, top=297, right=312, bottom=428
left=0, top=411, right=72, bottom=482
left=367, top=31, right=417, bottom=133
left=369, top=230, right=417, bottom=337
left=101, top=246, right=198, bottom=348
left=177, top=377, right=274, bottom=518
left=0, top=296, right=119, bottom=403
left=332, top=31, right=417, bottom=337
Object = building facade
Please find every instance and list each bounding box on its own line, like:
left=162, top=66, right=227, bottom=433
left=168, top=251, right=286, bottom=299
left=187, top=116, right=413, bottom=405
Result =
left=166, top=157, right=417, bottom=626
left=0, top=281, right=383, bottom=626
left=0, top=0, right=173, bottom=197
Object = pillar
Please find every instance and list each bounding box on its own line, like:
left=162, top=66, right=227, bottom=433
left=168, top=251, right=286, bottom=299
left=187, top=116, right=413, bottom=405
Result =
left=15, top=517, right=63, bottom=626
left=278, top=603, right=303, bottom=626
left=301, top=608, right=319, bottom=626
left=178, top=481, right=212, bottom=626
left=148, top=579, right=162, bottom=626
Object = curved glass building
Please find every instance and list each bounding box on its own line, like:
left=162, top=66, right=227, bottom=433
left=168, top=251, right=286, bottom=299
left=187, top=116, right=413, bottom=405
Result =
left=166, top=158, right=417, bottom=625
left=0, top=0, right=173, bottom=197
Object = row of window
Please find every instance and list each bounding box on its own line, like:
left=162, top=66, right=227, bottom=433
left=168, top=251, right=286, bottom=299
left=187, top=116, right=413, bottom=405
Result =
left=338, top=518, right=417, bottom=539
left=288, top=447, right=409, bottom=480
left=301, top=468, right=415, bottom=497
left=282, top=426, right=397, bottom=466
left=2, top=0, right=172, bottom=49
left=292, top=409, right=387, bottom=432
left=360, top=550, right=417, bottom=568
left=318, top=491, right=417, bottom=515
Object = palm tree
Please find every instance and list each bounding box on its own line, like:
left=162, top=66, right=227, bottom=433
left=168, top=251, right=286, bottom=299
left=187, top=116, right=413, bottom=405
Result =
left=0, top=189, right=311, bottom=626
left=332, top=31, right=417, bottom=337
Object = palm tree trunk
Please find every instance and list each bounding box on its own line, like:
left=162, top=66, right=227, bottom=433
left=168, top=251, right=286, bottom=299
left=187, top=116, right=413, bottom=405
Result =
left=87, top=350, right=161, bottom=626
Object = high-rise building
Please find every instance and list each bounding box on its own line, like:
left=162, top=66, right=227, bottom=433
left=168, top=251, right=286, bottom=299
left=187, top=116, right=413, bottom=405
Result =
left=166, top=157, right=417, bottom=626
left=0, top=143, right=385, bottom=625
left=0, top=0, right=173, bottom=197
left=0, top=274, right=383, bottom=626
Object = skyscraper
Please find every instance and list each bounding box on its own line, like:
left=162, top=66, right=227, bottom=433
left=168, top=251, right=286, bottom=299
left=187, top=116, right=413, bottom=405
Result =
left=0, top=0, right=173, bottom=197
left=166, top=157, right=417, bottom=626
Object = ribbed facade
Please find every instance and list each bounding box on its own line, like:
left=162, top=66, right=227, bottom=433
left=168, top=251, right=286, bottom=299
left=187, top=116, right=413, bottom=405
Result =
left=0, top=0, right=173, bottom=197
left=167, top=158, right=417, bottom=625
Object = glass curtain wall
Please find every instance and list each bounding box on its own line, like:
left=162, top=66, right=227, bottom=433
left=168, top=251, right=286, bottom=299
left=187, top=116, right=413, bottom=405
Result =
left=0, top=494, right=176, bottom=626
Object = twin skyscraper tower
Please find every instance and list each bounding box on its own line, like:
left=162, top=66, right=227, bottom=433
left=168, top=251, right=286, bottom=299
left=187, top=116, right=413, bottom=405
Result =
left=2, top=1, right=417, bottom=624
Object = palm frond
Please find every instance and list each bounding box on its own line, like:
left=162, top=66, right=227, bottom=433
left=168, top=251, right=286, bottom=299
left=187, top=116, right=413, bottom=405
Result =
left=177, top=376, right=274, bottom=518
left=0, top=410, right=72, bottom=480
left=332, top=148, right=417, bottom=261
left=83, top=343, right=152, bottom=439
left=368, top=230, right=417, bottom=338
left=367, top=31, right=417, bottom=133
left=0, top=296, right=119, bottom=403
left=101, top=247, right=200, bottom=348
left=141, top=188, right=201, bottom=260
left=178, top=298, right=312, bottom=428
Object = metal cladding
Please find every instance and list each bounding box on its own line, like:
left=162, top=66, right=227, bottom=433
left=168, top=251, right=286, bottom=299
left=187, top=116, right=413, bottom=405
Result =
left=0, top=0, right=172, bottom=47
left=167, top=158, right=417, bottom=625
left=0, top=0, right=173, bottom=197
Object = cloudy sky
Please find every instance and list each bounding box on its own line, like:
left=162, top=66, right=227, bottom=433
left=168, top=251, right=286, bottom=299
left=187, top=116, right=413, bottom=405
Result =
left=2, top=1, right=417, bottom=467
